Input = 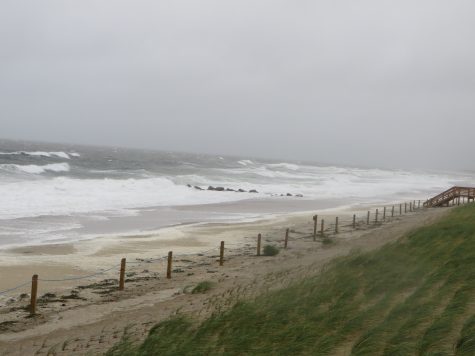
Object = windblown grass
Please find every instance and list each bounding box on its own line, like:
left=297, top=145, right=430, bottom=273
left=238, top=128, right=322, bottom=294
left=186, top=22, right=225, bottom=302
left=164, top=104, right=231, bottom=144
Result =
left=191, top=281, right=214, bottom=294
left=262, top=244, right=279, bottom=256
left=107, top=204, right=475, bottom=355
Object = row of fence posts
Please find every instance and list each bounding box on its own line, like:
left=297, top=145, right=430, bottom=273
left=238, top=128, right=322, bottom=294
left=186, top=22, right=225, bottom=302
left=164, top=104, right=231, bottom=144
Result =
left=27, top=199, right=427, bottom=315
left=28, top=250, right=177, bottom=315
left=310, top=200, right=424, bottom=241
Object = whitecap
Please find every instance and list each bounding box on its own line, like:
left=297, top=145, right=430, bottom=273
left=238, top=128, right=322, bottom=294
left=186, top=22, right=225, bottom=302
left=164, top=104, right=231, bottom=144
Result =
left=237, top=160, right=254, bottom=166
left=0, top=151, right=74, bottom=159
left=0, top=176, right=255, bottom=220
left=0, top=163, right=70, bottom=174
left=266, top=163, right=300, bottom=171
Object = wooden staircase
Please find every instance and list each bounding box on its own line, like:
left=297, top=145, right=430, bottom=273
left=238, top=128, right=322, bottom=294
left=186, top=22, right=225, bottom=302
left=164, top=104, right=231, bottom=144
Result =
left=424, top=186, right=475, bottom=207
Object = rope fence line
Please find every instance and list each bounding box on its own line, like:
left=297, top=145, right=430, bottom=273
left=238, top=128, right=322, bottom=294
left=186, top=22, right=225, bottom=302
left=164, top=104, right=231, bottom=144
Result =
left=0, top=243, right=247, bottom=297
left=0, top=198, right=463, bottom=315
left=0, top=281, right=31, bottom=297
left=38, top=264, right=122, bottom=283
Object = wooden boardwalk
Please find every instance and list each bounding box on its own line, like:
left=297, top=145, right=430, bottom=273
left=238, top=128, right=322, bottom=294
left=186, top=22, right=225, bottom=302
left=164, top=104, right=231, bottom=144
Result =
left=424, top=186, right=475, bottom=207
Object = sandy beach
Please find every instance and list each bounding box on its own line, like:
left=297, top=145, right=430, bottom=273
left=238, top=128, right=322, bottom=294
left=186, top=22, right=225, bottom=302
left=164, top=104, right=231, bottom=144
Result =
left=2, top=1, right=474, bottom=353
left=0, top=203, right=449, bottom=355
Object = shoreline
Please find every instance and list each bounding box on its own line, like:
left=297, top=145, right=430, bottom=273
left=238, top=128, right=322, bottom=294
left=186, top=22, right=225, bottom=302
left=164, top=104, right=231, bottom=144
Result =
left=0, top=202, right=451, bottom=355
left=0, top=194, right=426, bottom=251
left=0, top=198, right=428, bottom=296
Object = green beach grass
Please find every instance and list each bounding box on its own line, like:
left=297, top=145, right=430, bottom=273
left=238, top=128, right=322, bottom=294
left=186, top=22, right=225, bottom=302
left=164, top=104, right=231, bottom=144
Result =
left=107, top=204, right=475, bottom=355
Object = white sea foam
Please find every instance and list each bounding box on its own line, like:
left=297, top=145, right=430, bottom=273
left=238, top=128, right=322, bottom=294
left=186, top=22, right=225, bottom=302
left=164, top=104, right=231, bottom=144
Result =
left=266, top=163, right=300, bottom=171
left=0, top=151, right=78, bottom=159
left=0, top=155, right=470, bottom=221
left=0, top=176, right=255, bottom=220
left=0, top=222, right=82, bottom=237
left=206, top=164, right=465, bottom=201
left=237, top=160, right=254, bottom=166
left=0, top=163, right=70, bottom=174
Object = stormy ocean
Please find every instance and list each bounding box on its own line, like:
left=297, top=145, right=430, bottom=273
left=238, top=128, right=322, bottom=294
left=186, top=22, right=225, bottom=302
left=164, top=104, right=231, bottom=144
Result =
left=0, top=139, right=472, bottom=249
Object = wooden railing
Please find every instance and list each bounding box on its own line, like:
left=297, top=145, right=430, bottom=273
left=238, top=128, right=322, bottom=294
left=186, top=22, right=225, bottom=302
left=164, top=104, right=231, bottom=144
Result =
left=424, top=186, right=475, bottom=207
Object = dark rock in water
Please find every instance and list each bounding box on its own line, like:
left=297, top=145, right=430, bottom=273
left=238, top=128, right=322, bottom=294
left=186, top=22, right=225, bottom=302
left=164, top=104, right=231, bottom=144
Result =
left=286, top=193, right=293, bottom=196
left=207, top=186, right=225, bottom=191
left=280, top=194, right=284, bottom=196
left=296, top=194, right=303, bottom=197
left=226, top=188, right=235, bottom=191
left=249, top=189, right=258, bottom=193
left=187, top=184, right=192, bottom=188
left=237, top=189, right=247, bottom=193
left=194, top=186, right=204, bottom=190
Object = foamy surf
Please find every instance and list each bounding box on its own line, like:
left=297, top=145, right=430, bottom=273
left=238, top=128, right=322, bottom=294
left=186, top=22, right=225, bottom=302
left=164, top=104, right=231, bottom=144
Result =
left=0, top=140, right=473, bottom=249
left=0, top=151, right=79, bottom=159
left=0, top=176, right=256, bottom=220
left=0, top=162, right=71, bottom=174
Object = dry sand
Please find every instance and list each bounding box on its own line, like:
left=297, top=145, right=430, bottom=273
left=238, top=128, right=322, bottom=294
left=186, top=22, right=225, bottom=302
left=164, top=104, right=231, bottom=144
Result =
left=0, top=206, right=450, bottom=355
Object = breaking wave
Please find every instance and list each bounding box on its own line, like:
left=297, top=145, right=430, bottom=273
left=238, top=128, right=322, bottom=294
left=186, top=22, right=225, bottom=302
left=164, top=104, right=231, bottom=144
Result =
left=0, top=176, right=253, bottom=220
left=0, top=163, right=71, bottom=174
left=0, top=151, right=80, bottom=159
left=237, top=160, right=254, bottom=166
left=266, top=163, right=300, bottom=171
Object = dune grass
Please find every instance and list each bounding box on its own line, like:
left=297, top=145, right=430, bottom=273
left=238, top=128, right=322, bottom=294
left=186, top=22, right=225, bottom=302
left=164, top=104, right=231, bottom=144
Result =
left=191, top=281, right=215, bottom=294
left=262, top=244, right=279, bottom=256
left=107, top=204, right=475, bottom=355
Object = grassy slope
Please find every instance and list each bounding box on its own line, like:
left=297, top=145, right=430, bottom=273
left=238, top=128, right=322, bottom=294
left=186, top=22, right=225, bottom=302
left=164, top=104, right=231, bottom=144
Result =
left=107, top=205, right=475, bottom=355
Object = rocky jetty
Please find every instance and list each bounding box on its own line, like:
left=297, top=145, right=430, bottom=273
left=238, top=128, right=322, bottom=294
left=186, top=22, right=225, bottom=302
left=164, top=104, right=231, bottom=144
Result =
left=188, top=185, right=303, bottom=197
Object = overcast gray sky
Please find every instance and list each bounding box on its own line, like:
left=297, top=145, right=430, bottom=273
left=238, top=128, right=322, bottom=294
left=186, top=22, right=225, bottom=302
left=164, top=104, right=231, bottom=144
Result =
left=1, top=1, right=474, bottom=170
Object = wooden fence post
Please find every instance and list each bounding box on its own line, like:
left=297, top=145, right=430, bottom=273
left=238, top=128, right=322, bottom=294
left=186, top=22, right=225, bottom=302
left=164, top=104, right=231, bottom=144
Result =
left=367, top=211, right=370, bottom=225
left=284, top=228, right=289, bottom=248
left=257, top=233, right=261, bottom=256
left=313, top=215, right=318, bottom=241
left=219, top=241, right=224, bottom=266
left=400, top=204, right=402, bottom=215
left=30, top=274, right=38, bottom=315
left=375, top=209, right=379, bottom=224
left=167, top=251, right=173, bottom=279
left=383, top=207, right=386, bottom=221
left=321, top=219, right=325, bottom=235
left=119, top=258, right=126, bottom=291
left=335, top=217, right=339, bottom=233
left=352, top=214, right=356, bottom=228
left=404, top=203, right=407, bottom=213
left=392, top=206, right=395, bottom=217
